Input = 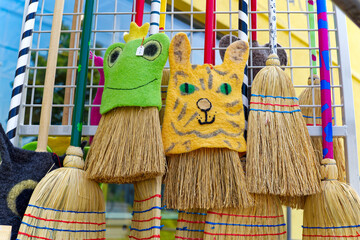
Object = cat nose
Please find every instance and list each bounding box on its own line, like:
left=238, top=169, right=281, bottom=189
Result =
left=197, top=98, right=212, bottom=111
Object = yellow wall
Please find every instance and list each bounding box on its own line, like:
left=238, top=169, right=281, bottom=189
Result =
left=172, top=1, right=360, bottom=239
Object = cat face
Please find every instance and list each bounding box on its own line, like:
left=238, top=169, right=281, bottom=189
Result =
left=162, top=33, right=249, bottom=154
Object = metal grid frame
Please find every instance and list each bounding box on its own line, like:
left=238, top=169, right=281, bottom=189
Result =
left=15, top=0, right=358, bottom=193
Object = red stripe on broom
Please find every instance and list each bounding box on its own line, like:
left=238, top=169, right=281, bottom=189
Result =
left=204, top=231, right=287, bottom=236
left=177, top=219, right=206, bottom=224
left=131, top=217, right=162, bottom=222
left=23, top=213, right=106, bottom=225
left=250, top=102, right=300, bottom=107
left=17, top=232, right=106, bottom=240
left=134, top=194, right=162, bottom=202
left=129, top=235, right=161, bottom=240
left=207, top=211, right=284, bottom=218
left=175, top=237, right=203, bottom=240
left=303, top=232, right=360, bottom=238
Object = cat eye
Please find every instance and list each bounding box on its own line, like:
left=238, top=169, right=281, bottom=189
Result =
left=219, top=83, right=232, bottom=95
left=108, top=47, right=122, bottom=67
left=180, top=83, right=196, bottom=95
left=142, top=40, right=162, bottom=61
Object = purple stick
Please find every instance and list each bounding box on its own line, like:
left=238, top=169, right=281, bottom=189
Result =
left=89, top=51, right=104, bottom=144
left=316, top=0, right=333, bottom=159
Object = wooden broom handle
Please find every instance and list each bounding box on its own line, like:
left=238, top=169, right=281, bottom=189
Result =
left=36, top=0, right=65, bottom=152
left=62, top=0, right=84, bottom=125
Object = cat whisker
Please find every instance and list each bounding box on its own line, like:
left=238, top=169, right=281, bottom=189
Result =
left=184, top=112, right=199, bottom=127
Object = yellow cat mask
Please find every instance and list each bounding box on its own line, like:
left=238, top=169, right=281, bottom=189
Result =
left=162, top=33, right=249, bottom=155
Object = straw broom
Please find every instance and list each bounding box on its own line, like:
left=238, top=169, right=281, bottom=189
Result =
left=162, top=0, right=251, bottom=213
left=163, top=36, right=252, bottom=210
left=204, top=195, right=287, bottom=240
left=17, top=0, right=106, bottom=238
left=202, top=2, right=285, bottom=238
left=302, top=0, right=360, bottom=238
left=298, top=0, right=346, bottom=183
left=132, top=4, right=166, bottom=232
left=175, top=210, right=207, bottom=240
left=246, top=0, right=320, bottom=198
left=299, top=77, right=346, bottom=183
left=85, top=3, right=169, bottom=239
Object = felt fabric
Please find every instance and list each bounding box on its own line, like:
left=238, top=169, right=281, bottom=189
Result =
left=100, top=22, right=170, bottom=114
left=219, top=35, right=288, bottom=78
left=162, top=33, right=248, bottom=155
left=0, top=124, right=61, bottom=240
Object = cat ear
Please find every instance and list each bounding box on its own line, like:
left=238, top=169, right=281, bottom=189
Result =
left=219, top=34, right=241, bottom=62
left=169, top=33, right=191, bottom=66
left=222, top=40, right=249, bottom=66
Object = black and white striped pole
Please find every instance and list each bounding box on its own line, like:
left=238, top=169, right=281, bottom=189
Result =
left=149, top=0, right=161, bottom=35
left=6, top=0, right=39, bottom=144
left=238, top=0, right=249, bottom=138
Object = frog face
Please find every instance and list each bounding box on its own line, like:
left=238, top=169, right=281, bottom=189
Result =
left=100, top=32, right=169, bottom=114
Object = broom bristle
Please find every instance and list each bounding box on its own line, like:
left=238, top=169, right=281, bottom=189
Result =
left=17, top=146, right=106, bottom=240
left=303, top=159, right=360, bottom=239
left=204, top=195, right=287, bottom=240
left=164, top=148, right=253, bottom=210
left=129, top=177, right=163, bottom=240
left=299, top=76, right=346, bottom=183
left=175, top=210, right=207, bottom=240
left=246, top=54, right=320, bottom=197
left=85, top=107, right=166, bottom=184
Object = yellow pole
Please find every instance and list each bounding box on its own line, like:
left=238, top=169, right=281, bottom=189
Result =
left=159, top=0, right=167, bottom=31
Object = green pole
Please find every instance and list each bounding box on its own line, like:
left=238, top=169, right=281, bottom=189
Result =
left=308, top=1, right=317, bottom=75
left=70, top=0, right=95, bottom=147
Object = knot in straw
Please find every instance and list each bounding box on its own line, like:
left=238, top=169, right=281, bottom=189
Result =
left=63, top=146, right=84, bottom=169
left=307, top=74, right=320, bottom=85
left=320, top=158, right=338, bottom=181
left=265, top=54, right=280, bottom=67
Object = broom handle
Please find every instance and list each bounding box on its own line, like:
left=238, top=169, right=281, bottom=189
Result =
left=150, top=0, right=161, bottom=35
left=212, top=0, right=216, bottom=64
left=70, top=0, right=95, bottom=147
left=62, top=0, right=84, bottom=125
left=251, top=0, right=257, bottom=41
left=268, top=0, right=277, bottom=55
left=159, top=0, right=167, bottom=31
left=316, top=0, right=333, bottom=159
left=308, top=0, right=317, bottom=75
left=239, top=0, right=249, bottom=132
left=204, top=0, right=215, bottom=64
left=135, top=0, right=145, bottom=26
left=37, top=0, right=65, bottom=152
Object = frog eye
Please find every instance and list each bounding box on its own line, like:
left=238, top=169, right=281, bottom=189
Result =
left=143, top=40, right=162, bottom=61
left=219, top=83, right=232, bottom=95
left=180, top=83, right=197, bottom=95
left=108, top=47, right=122, bottom=67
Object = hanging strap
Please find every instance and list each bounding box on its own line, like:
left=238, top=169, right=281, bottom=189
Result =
left=316, top=0, right=333, bottom=159
left=268, top=0, right=277, bottom=55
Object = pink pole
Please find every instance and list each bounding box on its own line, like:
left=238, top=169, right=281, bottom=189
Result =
left=204, top=0, right=214, bottom=64
left=211, top=0, right=216, bottom=65
left=135, top=0, right=145, bottom=26
left=316, top=0, right=333, bottom=159
left=251, top=0, right=257, bottom=41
